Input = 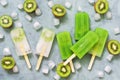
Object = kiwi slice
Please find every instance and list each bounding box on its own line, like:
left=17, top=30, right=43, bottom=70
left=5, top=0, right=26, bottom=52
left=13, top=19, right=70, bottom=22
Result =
left=23, top=0, right=37, bottom=13
left=0, top=15, right=13, bottom=28
left=1, top=57, right=15, bottom=70
left=56, top=63, right=71, bottom=78
left=94, top=0, right=109, bottom=14
left=52, top=4, right=66, bottom=18
left=107, top=40, right=120, bottom=55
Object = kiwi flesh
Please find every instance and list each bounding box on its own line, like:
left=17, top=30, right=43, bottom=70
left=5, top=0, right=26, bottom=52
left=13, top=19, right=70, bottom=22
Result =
left=12, top=28, right=25, bottom=42
left=0, top=15, right=13, bottom=28
left=1, top=57, right=15, bottom=70
left=94, top=0, right=109, bottom=14
left=23, top=0, right=37, bottom=13
left=107, top=40, right=120, bottom=55
left=52, top=4, right=66, bottom=18
left=56, top=63, right=71, bottom=78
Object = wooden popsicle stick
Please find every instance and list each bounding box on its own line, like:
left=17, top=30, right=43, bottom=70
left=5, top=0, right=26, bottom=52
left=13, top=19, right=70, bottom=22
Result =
left=88, top=54, right=96, bottom=70
left=36, top=55, right=44, bottom=71
left=36, top=46, right=46, bottom=71
left=24, top=54, right=32, bottom=69
left=63, top=54, right=76, bottom=66
left=69, top=60, right=75, bottom=73
left=20, top=45, right=32, bottom=69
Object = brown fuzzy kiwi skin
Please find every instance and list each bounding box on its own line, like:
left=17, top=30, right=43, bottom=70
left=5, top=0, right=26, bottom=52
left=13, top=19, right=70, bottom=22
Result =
left=94, top=2, right=100, bottom=14
left=94, top=3, right=97, bottom=13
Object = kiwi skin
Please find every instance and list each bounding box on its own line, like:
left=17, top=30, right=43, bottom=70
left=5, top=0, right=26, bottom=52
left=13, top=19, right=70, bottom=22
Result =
left=23, top=0, right=37, bottom=13
left=52, top=4, right=66, bottom=18
left=56, top=63, right=71, bottom=78
left=94, top=0, right=109, bottom=14
left=107, top=40, right=120, bottom=55
left=0, top=15, right=13, bottom=28
left=1, top=57, right=15, bottom=70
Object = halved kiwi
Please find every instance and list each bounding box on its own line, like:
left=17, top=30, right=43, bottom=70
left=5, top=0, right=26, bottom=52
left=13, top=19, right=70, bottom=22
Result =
left=23, top=0, right=37, bottom=13
left=52, top=4, right=66, bottom=18
left=107, top=40, right=120, bottom=55
left=56, top=63, right=71, bottom=78
left=94, top=0, right=109, bottom=14
left=1, top=57, right=15, bottom=70
left=0, top=15, right=13, bottom=28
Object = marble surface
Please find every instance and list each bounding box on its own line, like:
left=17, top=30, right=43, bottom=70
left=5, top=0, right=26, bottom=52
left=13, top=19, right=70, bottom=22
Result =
left=0, top=0, right=120, bottom=80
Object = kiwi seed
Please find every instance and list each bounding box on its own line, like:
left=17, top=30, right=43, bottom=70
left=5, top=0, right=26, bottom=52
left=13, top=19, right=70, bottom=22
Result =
left=107, top=40, right=120, bottom=55
left=1, top=57, right=15, bottom=70
left=23, top=0, right=37, bottom=13
left=0, top=15, right=13, bottom=28
left=52, top=4, right=66, bottom=18
left=94, top=0, right=109, bottom=14
left=56, top=63, right=71, bottom=78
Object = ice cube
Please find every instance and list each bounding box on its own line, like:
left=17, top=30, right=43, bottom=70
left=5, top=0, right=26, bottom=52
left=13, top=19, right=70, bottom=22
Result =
left=17, top=4, right=23, bottom=10
left=77, top=6, right=82, bottom=12
left=33, top=21, right=42, bottom=30
left=13, top=65, right=19, bottom=73
left=0, top=32, right=4, bottom=39
left=35, top=8, right=42, bottom=16
left=97, top=71, right=104, bottom=78
left=94, top=13, right=101, bottom=21
left=74, top=61, right=82, bottom=70
left=88, top=0, right=95, bottom=5
left=54, top=18, right=60, bottom=26
left=48, top=60, right=56, bottom=69
left=65, top=2, right=72, bottom=9
left=53, top=73, right=60, bottom=80
left=105, top=11, right=112, bottom=20
left=25, top=15, right=32, bottom=22
left=42, top=66, right=49, bottom=74
left=94, top=0, right=98, bottom=3
left=11, top=12, right=18, bottom=20
left=114, top=27, right=120, bottom=35
left=16, top=21, right=23, bottom=28
left=106, top=54, right=114, bottom=62
left=0, top=0, right=8, bottom=7
left=3, top=47, right=11, bottom=56
left=47, top=1, right=54, bottom=8
left=104, top=65, right=112, bottom=74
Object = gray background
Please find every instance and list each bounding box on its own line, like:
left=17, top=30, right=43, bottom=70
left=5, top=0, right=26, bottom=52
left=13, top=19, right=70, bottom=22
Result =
left=0, top=0, right=120, bottom=80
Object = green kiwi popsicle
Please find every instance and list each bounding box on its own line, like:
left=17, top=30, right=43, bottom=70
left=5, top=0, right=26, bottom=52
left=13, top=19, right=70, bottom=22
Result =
left=75, top=12, right=90, bottom=40
left=88, top=27, right=108, bottom=70
left=63, top=31, right=99, bottom=66
left=57, top=31, right=75, bottom=72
